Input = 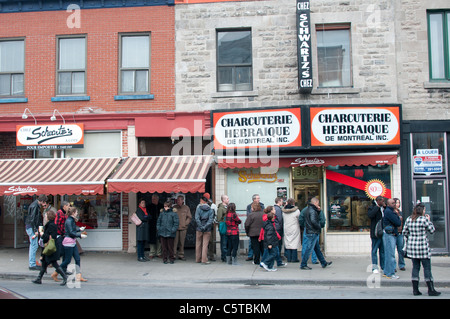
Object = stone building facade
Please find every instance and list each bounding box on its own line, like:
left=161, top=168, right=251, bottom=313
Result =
left=175, top=0, right=450, bottom=255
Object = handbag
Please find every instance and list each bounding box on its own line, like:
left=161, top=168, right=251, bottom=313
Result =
left=130, top=213, right=142, bottom=226
left=375, top=219, right=383, bottom=238
left=42, top=237, right=57, bottom=256
left=219, top=221, right=227, bottom=235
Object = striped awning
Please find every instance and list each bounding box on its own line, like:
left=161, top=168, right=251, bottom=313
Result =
left=0, top=158, right=120, bottom=196
left=107, top=155, right=213, bottom=194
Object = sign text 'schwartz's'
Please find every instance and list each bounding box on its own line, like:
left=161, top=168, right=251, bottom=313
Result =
left=297, top=0, right=313, bottom=93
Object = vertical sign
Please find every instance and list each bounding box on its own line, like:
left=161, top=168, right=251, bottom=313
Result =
left=297, top=0, right=313, bottom=94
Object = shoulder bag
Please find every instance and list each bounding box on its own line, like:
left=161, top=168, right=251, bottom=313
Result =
left=42, top=236, right=57, bottom=256
left=131, top=213, right=142, bottom=226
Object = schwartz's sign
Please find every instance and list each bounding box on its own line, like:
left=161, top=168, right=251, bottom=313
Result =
left=297, top=0, right=313, bottom=94
left=16, top=123, right=84, bottom=150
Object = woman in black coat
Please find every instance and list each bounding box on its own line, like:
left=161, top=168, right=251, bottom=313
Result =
left=32, top=210, right=67, bottom=286
left=136, top=199, right=151, bottom=262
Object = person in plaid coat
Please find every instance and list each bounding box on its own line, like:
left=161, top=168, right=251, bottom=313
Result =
left=402, top=203, right=440, bottom=296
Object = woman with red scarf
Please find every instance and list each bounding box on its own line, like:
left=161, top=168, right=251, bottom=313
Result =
left=136, top=199, right=151, bottom=262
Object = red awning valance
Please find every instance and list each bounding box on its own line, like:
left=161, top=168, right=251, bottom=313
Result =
left=217, top=152, right=398, bottom=169
left=0, top=158, right=120, bottom=196
left=107, top=155, right=213, bottom=194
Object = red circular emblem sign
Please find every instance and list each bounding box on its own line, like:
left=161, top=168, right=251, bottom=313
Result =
left=365, top=179, right=386, bottom=199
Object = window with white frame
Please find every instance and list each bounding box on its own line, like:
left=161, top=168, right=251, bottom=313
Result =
left=57, top=36, right=86, bottom=95
left=0, top=39, right=25, bottom=96
left=119, top=34, right=150, bottom=94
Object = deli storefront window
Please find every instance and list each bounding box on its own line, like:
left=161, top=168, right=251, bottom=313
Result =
left=326, top=165, right=391, bottom=232
left=68, top=193, right=121, bottom=229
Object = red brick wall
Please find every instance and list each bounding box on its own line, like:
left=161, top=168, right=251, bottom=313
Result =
left=0, top=133, right=33, bottom=159
left=0, top=6, right=175, bottom=116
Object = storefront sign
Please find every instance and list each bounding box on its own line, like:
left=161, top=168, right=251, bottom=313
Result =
left=237, top=169, right=278, bottom=183
left=297, top=0, right=313, bottom=93
left=413, top=149, right=443, bottom=175
left=310, top=106, right=400, bottom=147
left=212, top=108, right=302, bottom=150
left=3, top=185, right=38, bottom=196
left=16, top=123, right=84, bottom=150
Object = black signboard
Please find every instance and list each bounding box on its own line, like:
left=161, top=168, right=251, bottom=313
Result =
left=297, top=0, right=313, bottom=94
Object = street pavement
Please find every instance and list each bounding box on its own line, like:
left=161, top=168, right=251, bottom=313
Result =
left=1, top=247, right=449, bottom=289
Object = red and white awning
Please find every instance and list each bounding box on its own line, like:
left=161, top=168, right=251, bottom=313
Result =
left=0, top=158, right=120, bottom=196
left=107, top=155, right=213, bottom=194
left=217, top=152, right=398, bottom=169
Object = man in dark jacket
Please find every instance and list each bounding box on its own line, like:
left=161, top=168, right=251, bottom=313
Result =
left=300, top=197, right=332, bottom=270
left=25, top=194, right=47, bottom=270
left=367, top=196, right=385, bottom=273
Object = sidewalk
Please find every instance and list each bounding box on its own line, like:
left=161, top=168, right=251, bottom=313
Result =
left=1, top=248, right=449, bottom=288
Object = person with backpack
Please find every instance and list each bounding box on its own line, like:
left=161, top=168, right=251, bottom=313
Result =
left=368, top=196, right=386, bottom=273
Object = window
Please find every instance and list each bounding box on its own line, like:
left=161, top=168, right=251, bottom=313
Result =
left=57, top=36, right=86, bottom=95
left=428, top=11, right=450, bottom=81
left=316, top=24, right=352, bottom=87
left=326, top=165, right=391, bottom=232
left=217, top=29, right=252, bottom=92
left=0, top=39, right=25, bottom=96
left=412, top=132, right=446, bottom=176
left=68, top=193, right=122, bottom=230
left=119, top=34, right=150, bottom=94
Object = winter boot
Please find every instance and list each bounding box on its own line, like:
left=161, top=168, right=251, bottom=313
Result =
left=55, top=266, right=68, bottom=286
left=426, top=281, right=441, bottom=296
left=32, top=268, right=46, bottom=284
left=226, top=256, right=232, bottom=265
left=51, top=271, right=60, bottom=282
left=232, top=256, right=240, bottom=266
left=412, top=280, right=422, bottom=296
left=76, top=273, right=88, bottom=282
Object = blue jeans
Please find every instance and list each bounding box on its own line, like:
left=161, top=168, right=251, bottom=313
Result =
left=261, top=245, right=284, bottom=266
left=220, top=233, right=228, bottom=261
left=60, top=245, right=81, bottom=273
left=26, top=226, right=38, bottom=267
left=382, top=232, right=397, bottom=277
left=263, top=247, right=278, bottom=269
left=247, top=239, right=253, bottom=258
left=395, top=234, right=405, bottom=269
left=301, top=233, right=326, bottom=268
left=302, top=232, right=317, bottom=263
left=411, top=258, right=433, bottom=282
left=371, top=237, right=385, bottom=271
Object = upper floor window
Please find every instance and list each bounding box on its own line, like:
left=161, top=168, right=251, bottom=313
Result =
left=57, top=36, right=86, bottom=95
left=428, top=11, right=450, bottom=81
left=216, top=29, right=253, bottom=92
left=0, top=39, right=25, bottom=96
left=316, top=24, right=352, bottom=88
left=119, top=34, right=150, bottom=94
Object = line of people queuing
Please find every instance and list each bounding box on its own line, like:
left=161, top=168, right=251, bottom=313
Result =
left=219, top=194, right=332, bottom=271
left=133, top=192, right=332, bottom=272
left=368, top=195, right=440, bottom=296
left=25, top=194, right=88, bottom=286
